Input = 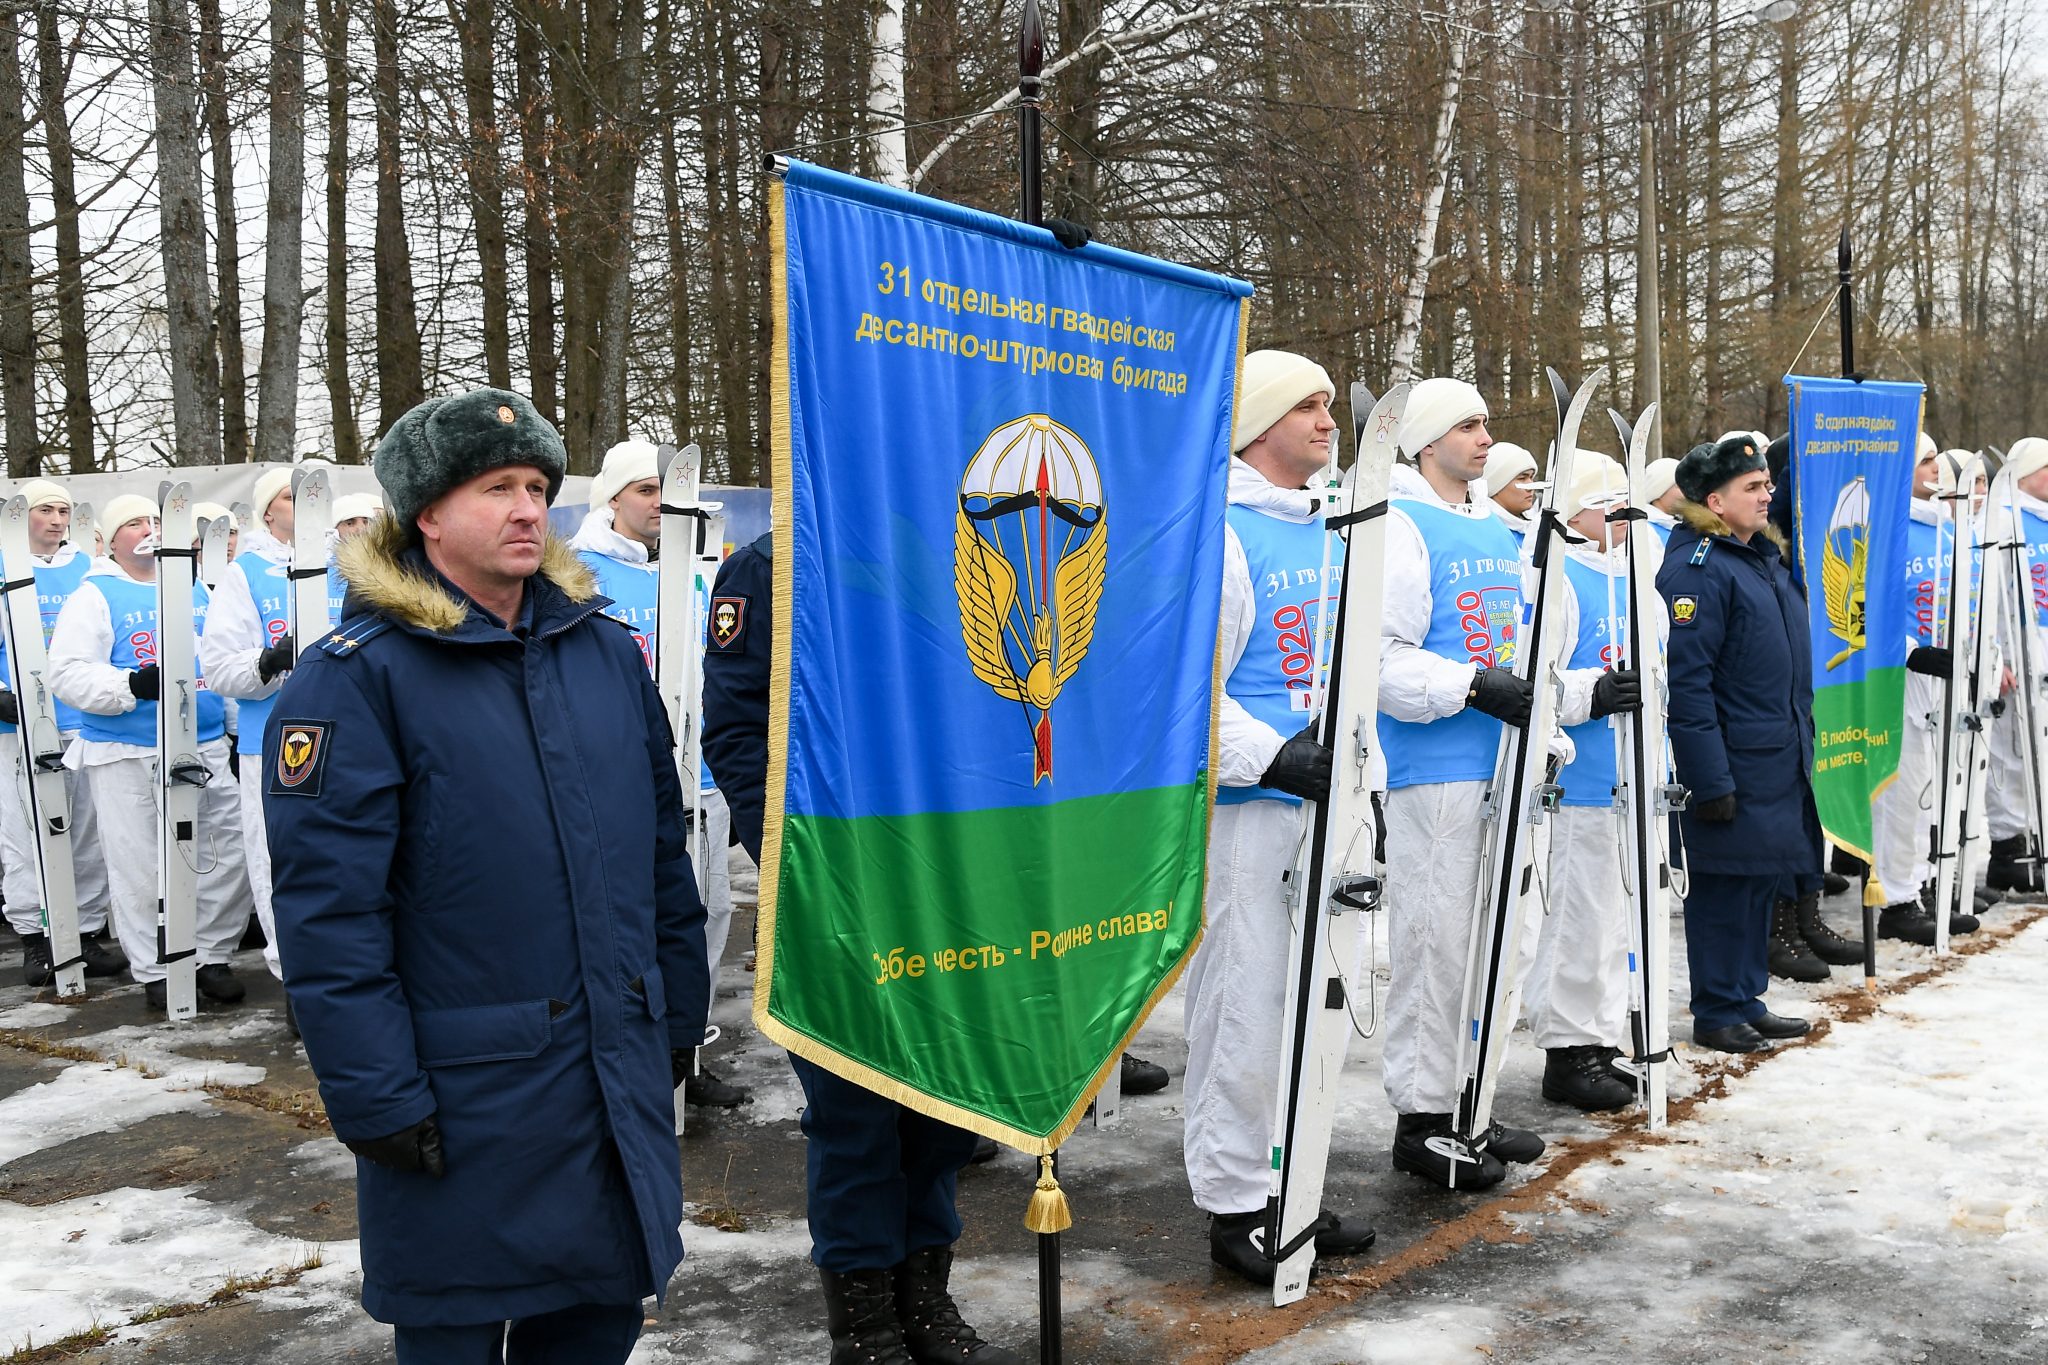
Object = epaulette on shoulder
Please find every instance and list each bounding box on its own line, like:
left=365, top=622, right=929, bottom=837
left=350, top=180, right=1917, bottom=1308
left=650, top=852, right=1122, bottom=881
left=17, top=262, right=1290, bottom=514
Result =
left=1686, top=537, right=1714, bottom=568
left=318, top=614, right=395, bottom=658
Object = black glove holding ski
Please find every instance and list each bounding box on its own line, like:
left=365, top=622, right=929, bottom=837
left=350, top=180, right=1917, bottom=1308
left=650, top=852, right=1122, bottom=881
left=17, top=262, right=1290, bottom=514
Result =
left=127, top=665, right=160, bottom=701
left=1694, top=792, right=1739, bottom=824
left=257, top=639, right=297, bottom=683
left=1589, top=668, right=1642, bottom=718
left=345, top=1115, right=446, bottom=1178
left=1260, top=722, right=1333, bottom=804
left=1906, top=646, right=1952, bottom=678
left=1467, top=666, right=1534, bottom=728
left=0, top=690, right=16, bottom=725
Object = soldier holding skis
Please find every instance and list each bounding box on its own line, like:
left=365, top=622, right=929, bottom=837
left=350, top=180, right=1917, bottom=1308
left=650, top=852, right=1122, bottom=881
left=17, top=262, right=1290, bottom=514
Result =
left=48, top=494, right=251, bottom=1010
left=198, top=468, right=300, bottom=983
left=1656, top=436, right=1819, bottom=1054
left=571, top=437, right=750, bottom=1109
left=1178, top=348, right=1376, bottom=1284
left=0, top=480, right=123, bottom=987
left=1984, top=437, right=2048, bottom=895
left=703, top=531, right=1024, bottom=1365
left=1376, top=378, right=1607, bottom=1188
left=1524, top=456, right=1650, bottom=1112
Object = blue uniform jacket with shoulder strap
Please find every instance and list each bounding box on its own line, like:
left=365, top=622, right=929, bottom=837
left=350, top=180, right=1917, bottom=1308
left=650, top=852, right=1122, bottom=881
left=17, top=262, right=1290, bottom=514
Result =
left=702, top=531, right=772, bottom=862
left=262, top=518, right=708, bottom=1327
left=1656, top=500, right=1823, bottom=876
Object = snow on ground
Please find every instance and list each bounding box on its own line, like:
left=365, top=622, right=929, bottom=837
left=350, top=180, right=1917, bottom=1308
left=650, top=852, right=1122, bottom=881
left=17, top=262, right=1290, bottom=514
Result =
left=0, top=1063, right=217, bottom=1166
left=0, top=1185, right=347, bottom=1353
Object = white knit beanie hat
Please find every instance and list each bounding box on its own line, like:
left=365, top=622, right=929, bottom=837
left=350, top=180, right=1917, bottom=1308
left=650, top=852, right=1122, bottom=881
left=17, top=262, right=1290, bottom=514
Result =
left=193, top=501, right=234, bottom=530
left=1642, top=456, right=1680, bottom=505
left=2008, top=437, right=2048, bottom=483
left=1482, top=443, right=1537, bottom=497
left=252, top=467, right=294, bottom=524
left=1231, top=349, right=1335, bottom=454
left=1566, top=454, right=1628, bottom=513
left=18, top=478, right=69, bottom=509
left=331, top=492, right=384, bottom=524
left=592, top=440, right=661, bottom=511
left=100, top=494, right=158, bottom=538
left=1917, top=430, right=1938, bottom=460
left=1398, top=378, right=1489, bottom=458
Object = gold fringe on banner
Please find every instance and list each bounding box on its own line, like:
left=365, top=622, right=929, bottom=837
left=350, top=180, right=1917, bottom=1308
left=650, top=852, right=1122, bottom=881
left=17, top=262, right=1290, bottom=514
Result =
left=1024, top=1154, right=1072, bottom=1235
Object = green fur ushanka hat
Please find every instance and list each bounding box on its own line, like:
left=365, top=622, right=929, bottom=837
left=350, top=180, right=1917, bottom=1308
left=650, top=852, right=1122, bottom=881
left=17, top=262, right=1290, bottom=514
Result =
left=373, top=388, right=568, bottom=528
left=1675, top=433, right=1768, bottom=504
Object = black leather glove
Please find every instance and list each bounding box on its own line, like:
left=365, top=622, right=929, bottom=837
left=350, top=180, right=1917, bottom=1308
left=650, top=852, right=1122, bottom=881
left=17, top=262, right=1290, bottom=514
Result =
left=127, top=665, right=160, bottom=701
left=1590, top=668, right=1642, bottom=719
left=256, top=639, right=296, bottom=683
left=1259, top=722, right=1333, bottom=804
left=1467, top=666, right=1534, bottom=728
left=226, top=736, right=241, bottom=780
left=1045, top=217, right=1092, bottom=250
left=1906, top=645, right=1953, bottom=678
left=0, top=690, right=18, bottom=725
left=671, top=1049, right=695, bottom=1089
left=1694, top=792, right=1739, bottom=824
left=344, top=1115, right=445, bottom=1177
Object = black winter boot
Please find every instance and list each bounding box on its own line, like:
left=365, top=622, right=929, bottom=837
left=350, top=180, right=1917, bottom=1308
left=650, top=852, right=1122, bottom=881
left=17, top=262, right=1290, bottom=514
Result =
left=1921, top=880, right=1992, bottom=928
left=1208, top=1208, right=1274, bottom=1285
left=820, top=1266, right=913, bottom=1365
left=18, top=932, right=52, bottom=987
left=80, top=931, right=125, bottom=977
left=895, top=1245, right=1022, bottom=1364
left=1391, top=1112, right=1505, bottom=1191
left=1877, top=903, right=1937, bottom=946
left=1542, top=1046, right=1634, bottom=1111
left=1794, top=890, right=1865, bottom=965
left=1767, top=898, right=1830, bottom=982
left=1987, top=835, right=2044, bottom=895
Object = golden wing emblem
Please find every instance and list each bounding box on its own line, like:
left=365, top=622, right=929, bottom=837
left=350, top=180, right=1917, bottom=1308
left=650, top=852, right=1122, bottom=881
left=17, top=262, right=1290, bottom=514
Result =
left=954, top=506, right=1027, bottom=701
left=1051, top=517, right=1108, bottom=688
left=1821, top=532, right=1867, bottom=670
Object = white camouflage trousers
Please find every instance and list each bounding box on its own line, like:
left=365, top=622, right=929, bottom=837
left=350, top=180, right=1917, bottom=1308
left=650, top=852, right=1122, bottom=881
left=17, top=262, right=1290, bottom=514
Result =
left=1525, top=804, right=1631, bottom=1051
left=1183, top=798, right=1309, bottom=1215
left=0, top=731, right=110, bottom=937
left=239, top=757, right=282, bottom=980
left=1870, top=671, right=1940, bottom=905
left=699, top=784, right=734, bottom=976
left=91, top=741, right=252, bottom=984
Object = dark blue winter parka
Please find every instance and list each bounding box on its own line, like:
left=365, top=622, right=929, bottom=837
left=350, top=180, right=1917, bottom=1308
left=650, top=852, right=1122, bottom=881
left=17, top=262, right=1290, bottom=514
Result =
left=264, top=518, right=708, bottom=1327
left=1656, top=500, right=1824, bottom=876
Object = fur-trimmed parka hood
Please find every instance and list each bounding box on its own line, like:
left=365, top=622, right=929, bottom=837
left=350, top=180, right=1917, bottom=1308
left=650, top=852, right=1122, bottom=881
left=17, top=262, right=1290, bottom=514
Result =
left=1671, top=498, right=1789, bottom=555
left=334, top=514, right=599, bottom=634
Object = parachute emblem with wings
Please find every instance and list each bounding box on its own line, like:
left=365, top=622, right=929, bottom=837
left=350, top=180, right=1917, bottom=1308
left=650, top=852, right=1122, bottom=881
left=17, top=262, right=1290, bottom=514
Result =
left=954, top=415, right=1107, bottom=784
left=1821, top=474, right=1869, bottom=670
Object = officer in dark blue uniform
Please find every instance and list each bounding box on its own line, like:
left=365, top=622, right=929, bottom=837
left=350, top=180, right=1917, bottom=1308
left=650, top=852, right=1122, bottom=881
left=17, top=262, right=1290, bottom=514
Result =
left=1657, top=435, right=1823, bottom=1054
left=702, top=533, right=1020, bottom=1365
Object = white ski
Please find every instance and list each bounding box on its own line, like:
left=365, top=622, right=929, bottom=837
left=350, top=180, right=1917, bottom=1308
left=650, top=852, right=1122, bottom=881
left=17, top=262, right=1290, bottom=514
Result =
left=1449, top=364, right=1605, bottom=1173
left=199, top=509, right=232, bottom=589
left=1986, top=454, right=2048, bottom=921
left=0, top=496, right=86, bottom=1000
left=70, top=501, right=95, bottom=559
left=1606, top=404, right=1679, bottom=1128
left=156, top=481, right=207, bottom=1022
left=1265, top=380, right=1406, bottom=1306
left=1930, top=451, right=1992, bottom=953
left=290, top=466, right=335, bottom=653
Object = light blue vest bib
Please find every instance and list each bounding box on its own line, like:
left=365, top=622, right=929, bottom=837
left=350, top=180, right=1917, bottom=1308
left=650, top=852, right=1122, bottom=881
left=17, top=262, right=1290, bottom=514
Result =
left=79, top=574, right=226, bottom=747
left=1558, top=556, right=1622, bottom=808
left=0, top=553, right=93, bottom=734
left=1218, top=505, right=1337, bottom=806
left=1378, top=501, right=1520, bottom=790
left=326, top=563, right=347, bottom=629
left=230, top=551, right=292, bottom=753
left=582, top=547, right=721, bottom=795
left=1906, top=513, right=1955, bottom=650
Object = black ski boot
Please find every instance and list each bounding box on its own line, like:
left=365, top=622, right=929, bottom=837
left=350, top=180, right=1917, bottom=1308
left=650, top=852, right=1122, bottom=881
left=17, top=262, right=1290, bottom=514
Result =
left=1475, top=1120, right=1545, bottom=1164
left=1794, top=890, right=1864, bottom=966
left=1119, top=1052, right=1169, bottom=1095
left=1986, top=835, right=2044, bottom=895
left=18, top=932, right=52, bottom=987
left=80, top=931, right=125, bottom=977
left=1542, top=1045, right=1634, bottom=1111
left=1922, top=880, right=1995, bottom=925
left=894, top=1245, right=1022, bottom=1363
left=1767, top=898, right=1830, bottom=982
left=1877, top=902, right=1937, bottom=946
left=1594, top=1044, right=1638, bottom=1089
left=1391, top=1112, right=1505, bottom=1191
left=683, top=1064, right=753, bottom=1107
left=1208, top=1208, right=1274, bottom=1285
left=195, top=963, right=246, bottom=1003
left=820, top=1266, right=912, bottom=1365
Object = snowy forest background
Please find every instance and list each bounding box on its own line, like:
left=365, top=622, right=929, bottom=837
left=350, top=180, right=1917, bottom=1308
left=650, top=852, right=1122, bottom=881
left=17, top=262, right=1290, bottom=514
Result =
left=0, top=0, right=2041, bottom=481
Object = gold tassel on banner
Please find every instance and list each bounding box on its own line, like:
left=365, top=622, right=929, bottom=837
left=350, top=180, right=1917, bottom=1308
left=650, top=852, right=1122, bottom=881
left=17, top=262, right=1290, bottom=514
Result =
left=1024, top=1153, right=1072, bottom=1234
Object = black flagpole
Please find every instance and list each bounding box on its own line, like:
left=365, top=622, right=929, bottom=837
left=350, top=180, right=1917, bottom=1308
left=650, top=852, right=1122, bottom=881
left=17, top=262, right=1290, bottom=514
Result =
left=1019, top=3, right=1059, bottom=1358
left=1840, top=226, right=1879, bottom=987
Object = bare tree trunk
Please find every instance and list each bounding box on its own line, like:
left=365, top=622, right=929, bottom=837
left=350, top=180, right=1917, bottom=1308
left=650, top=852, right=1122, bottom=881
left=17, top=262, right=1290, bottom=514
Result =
left=370, top=0, right=424, bottom=433
left=448, top=0, right=510, bottom=387
left=34, top=4, right=94, bottom=473
left=148, top=0, right=225, bottom=467
left=513, top=1, right=558, bottom=425
left=255, top=0, right=305, bottom=462
left=195, top=0, right=250, bottom=461
left=1389, top=23, right=1466, bottom=385
left=317, top=0, right=360, bottom=460
left=867, top=0, right=907, bottom=185
left=0, top=5, right=37, bottom=476
left=1766, top=12, right=1801, bottom=431
left=660, top=117, right=691, bottom=445
left=590, top=0, right=646, bottom=455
